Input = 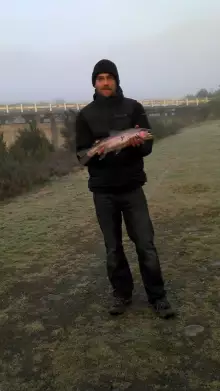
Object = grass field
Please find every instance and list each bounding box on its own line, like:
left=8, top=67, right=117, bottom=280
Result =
left=1, top=121, right=220, bottom=391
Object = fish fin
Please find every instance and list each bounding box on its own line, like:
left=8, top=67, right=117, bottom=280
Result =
left=98, top=152, right=107, bottom=160
left=115, top=148, right=122, bottom=155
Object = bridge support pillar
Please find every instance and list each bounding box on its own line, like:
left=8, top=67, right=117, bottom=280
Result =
left=50, top=115, right=59, bottom=149
left=35, top=114, right=41, bottom=127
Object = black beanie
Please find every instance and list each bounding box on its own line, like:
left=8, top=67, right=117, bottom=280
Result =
left=92, top=59, right=120, bottom=86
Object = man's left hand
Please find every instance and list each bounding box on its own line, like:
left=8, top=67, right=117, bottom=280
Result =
left=129, top=136, right=145, bottom=147
left=128, top=125, right=147, bottom=147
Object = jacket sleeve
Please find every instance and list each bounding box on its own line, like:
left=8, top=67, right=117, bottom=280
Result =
left=132, top=101, right=154, bottom=158
left=75, top=110, right=95, bottom=166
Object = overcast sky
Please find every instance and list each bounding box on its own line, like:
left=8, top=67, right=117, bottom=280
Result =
left=0, top=0, right=220, bottom=103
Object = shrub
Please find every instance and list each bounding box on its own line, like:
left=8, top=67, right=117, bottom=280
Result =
left=0, top=132, right=8, bottom=162
left=39, top=149, right=79, bottom=178
left=0, top=120, right=79, bottom=201
left=9, top=120, right=54, bottom=162
left=150, top=117, right=186, bottom=140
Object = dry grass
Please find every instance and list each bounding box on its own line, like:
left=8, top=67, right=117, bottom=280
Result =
left=1, top=121, right=220, bottom=390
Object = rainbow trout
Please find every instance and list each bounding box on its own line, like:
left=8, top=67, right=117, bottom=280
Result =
left=78, top=128, right=153, bottom=165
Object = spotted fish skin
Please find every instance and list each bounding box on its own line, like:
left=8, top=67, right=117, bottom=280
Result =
left=80, top=128, right=153, bottom=164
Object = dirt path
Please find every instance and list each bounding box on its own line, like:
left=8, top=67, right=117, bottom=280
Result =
left=1, top=121, right=220, bottom=391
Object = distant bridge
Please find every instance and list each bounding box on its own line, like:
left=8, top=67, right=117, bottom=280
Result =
left=1, top=96, right=212, bottom=149
left=0, top=97, right=210, bottom=115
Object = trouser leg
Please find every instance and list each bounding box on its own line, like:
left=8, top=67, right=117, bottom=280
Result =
left=93, top=192, right=134, bottom=298
left=121, top=187, right=166, bottom=303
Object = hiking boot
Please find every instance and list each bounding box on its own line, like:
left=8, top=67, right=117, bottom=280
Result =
left=109, top=296, right=132, bottom=315
left=151, top=297, right=175, bottom=319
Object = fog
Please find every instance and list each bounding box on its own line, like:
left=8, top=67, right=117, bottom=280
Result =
left=0, top=0, right=220, bottom=102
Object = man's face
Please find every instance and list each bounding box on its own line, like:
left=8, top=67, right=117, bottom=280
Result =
left=94, top=73, right=117, bottom=97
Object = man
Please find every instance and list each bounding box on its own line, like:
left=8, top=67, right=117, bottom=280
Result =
left=75, top=59, right=175, bottom=319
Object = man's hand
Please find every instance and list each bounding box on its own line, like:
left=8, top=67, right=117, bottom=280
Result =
left=129, top=136, right=144, bottom=147
left=128, top=125, right=147, bottom=147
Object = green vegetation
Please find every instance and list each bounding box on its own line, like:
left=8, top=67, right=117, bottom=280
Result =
left=0, top=121, right=78, bottom=201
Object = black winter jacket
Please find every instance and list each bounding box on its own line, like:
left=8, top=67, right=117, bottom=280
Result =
left=75, top=87, right=153, bottom=193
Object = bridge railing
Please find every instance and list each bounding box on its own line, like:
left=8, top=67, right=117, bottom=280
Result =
left=0, top=97, right=210, bottom=114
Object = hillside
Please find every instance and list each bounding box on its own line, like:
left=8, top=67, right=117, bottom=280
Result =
left=1, top=120, right=220, bottom=390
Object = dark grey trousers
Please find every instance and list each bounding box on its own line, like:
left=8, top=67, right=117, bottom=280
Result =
left=93, top=187, right=166, bottom=303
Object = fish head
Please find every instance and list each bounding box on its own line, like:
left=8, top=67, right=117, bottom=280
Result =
left=138, top=129, right=153, bottom=140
